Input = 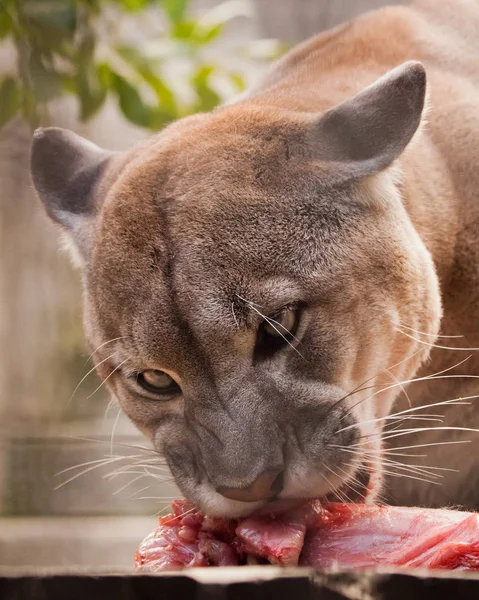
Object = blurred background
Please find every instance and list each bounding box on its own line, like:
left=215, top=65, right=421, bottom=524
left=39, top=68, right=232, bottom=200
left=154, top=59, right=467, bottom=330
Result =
left=0, top=0, right=392, bottom=571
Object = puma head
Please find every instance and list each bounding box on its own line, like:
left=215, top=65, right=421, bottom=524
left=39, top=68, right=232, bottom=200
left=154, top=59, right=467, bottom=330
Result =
left=31, top=61, right=441, bottom=516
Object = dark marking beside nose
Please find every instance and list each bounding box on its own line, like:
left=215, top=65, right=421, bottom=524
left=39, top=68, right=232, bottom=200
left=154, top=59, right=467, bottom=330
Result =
left=217, top=469, right=284, bottom=503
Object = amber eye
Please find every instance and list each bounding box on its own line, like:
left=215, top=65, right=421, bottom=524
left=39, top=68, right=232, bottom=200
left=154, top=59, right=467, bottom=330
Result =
left=137, top=370, right=180, bottom=395
left=263, top=308, right=297, bottom=338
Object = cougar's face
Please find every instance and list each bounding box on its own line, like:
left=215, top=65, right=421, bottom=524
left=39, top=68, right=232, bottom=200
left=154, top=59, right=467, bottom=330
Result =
left=84, top=118, right=439, bottom=516
left=32, top=63, right=440, bottom=516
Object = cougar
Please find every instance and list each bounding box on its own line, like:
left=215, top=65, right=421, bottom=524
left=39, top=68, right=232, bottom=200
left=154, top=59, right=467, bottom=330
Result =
left=31, top=0, right=479, bottom=517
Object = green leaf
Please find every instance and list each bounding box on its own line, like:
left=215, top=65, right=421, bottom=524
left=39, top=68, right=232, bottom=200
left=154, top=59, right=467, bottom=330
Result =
left=171, top=20, right=196, bottom=40
left=138, top=70, right=178, bottom=116
left=116, top=0, right=152, bottom=11
left=116, top=45, right=178, bottom=116
left=111, top=72, right=150, bottom=127
left=229, top=72, right=245, bottom=92
left=191, top=65, right=220, bottom=112
left=162, top=0, right=189, bottom=25
left=97, top=63, right=113, bottom=88
left=77, top=32, right=95, bottom=66
left=28, top=53, right=64, bottom=101
left=20, top=87, right=42, bottom=128
left=18, top=0, right=79, bottom=58
left=0, top=7, right=13, bottom=39
left=111, top=72, right=176, bottom=130
left=0, top=76, right=19, bottom=129
left=193, top=22, right=223, bottom=45
left=61, top=74, right=76, bottom=94
left=22, top=0, right=77, bottom=34
left=76, top=64, right=107, bottom=121
left=72, top=34, right=108, bottom=120
left=81, top=0, right=102, bottom=13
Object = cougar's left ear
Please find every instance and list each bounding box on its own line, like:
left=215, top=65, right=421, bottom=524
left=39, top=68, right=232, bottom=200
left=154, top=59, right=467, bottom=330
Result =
left=30, top=127, right=116, bottom=263
left=309, top=61, right=427, bottom=181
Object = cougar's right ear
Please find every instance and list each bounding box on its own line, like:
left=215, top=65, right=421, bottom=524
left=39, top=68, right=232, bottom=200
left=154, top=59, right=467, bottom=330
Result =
left=30, top=127, right=115, bottom=264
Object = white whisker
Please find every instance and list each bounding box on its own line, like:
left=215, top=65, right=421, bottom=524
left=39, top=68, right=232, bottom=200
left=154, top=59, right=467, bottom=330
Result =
left=103, top=459, right=168, bottom=480
left=357, top=450, right=456, bottom=472
left=336, top=465, right=367, bottom=498
left=235, top=294, right=262, bottom=309
left=106, top=469, right=148, bottom=478
left=386, top=368, right=413, bottom=408
left=137, top=496, right=178, bottom=501
left=84, top=337, right=125, bottom=365
left=338, top=355, right=472, bottom=422
left=345, top=440, right=471, bottom=452
left=392, top=322, right=464, bottom=339
left=379, top=469, right=442, bottom=486
left=158, top=506, right=195, bottom=520
left=362, top=456, right=447, bottom=478
left=263, top=314, right=301, bottom=344
left=247, top=302, right=305, bottom=360
left=55, top=455, right=140, bottom=476
left=129, top=485, right=153, bottom=499
left=331, top=444, right=428, bottom=458
left=54, top=455, right=142, bottom=489
left=323, top=465, right=353, bottom=503
left=110, top=405, right=123, bottom=456
left=113, top=474, right=150, bottom=496
left=356, top=462, right=443, bottom=486
left=341, top=371, right=479, bottom=424
left=88, top=358, right=129, bottom=400
left=365, top=426, right=479, bottom=445
left=103, top=397, right=118, bottom=424
left=65, top=353, right=116, bottom=410
left=138, top=462, right=170, bottom=470
left=235, top=293, right=304, bottom=353
left=328, top=350, right=423, bottom=417
left=60, top=435, right=156, bottom=455
left=374, top=457, right=458, bottom=476
left=335, top=394, right=478, bottom=435
left=396, top=328, right=479, bottom=351
left=339, top=450, right=447, bottom=479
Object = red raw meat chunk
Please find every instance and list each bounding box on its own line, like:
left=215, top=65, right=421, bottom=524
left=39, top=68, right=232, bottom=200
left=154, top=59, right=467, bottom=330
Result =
left=299, top=504, right=472, bottom=569
left=135, top=499, right=240, bottom=571
left=236, top=501, right=322, bottom=566
left=135, top=500, right=479, bottom=573
left=198, top=537, right=238, bottom=566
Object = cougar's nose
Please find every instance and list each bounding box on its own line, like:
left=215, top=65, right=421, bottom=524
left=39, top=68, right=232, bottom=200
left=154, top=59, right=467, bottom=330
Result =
left=217, top=469, right=284, bottom=503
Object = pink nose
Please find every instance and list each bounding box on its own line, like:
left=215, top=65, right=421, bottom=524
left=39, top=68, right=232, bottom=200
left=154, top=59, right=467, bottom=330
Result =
left=217, top=469, right=284, bottom=503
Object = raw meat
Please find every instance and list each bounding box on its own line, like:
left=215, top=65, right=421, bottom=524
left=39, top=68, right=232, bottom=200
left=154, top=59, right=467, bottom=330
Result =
left=298, top=503, right=479, bottom=570
left=135, top=500, right=479, bottom=572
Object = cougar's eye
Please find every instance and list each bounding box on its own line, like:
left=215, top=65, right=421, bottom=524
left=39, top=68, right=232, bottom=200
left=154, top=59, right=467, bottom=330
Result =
left=137, top=370, right=180, bottom=395
left=254, top=306, right=300, bottom=361
left=262, top=308, right=297, bottom=337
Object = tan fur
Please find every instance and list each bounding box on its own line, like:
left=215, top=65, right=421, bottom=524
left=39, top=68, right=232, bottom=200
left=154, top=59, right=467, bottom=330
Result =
left=31, top=0, right=479, bottom=515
